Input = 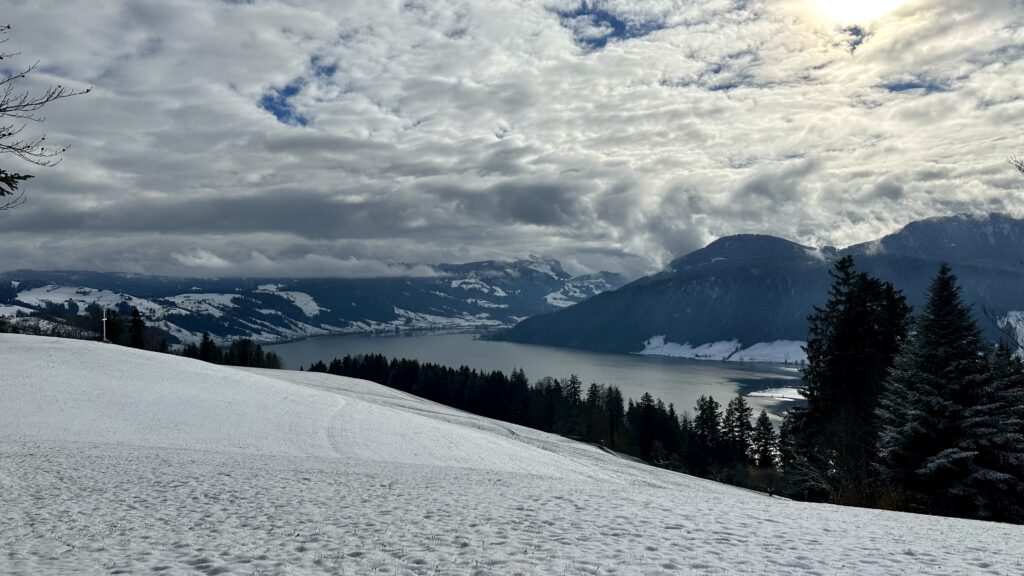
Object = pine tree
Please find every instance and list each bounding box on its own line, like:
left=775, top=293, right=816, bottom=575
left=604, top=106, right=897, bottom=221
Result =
left=128, top=308, right=145, bottom=349
left=954, top=344, right=1024, bottom=522
left=752, top=410, right=779, bottom=468
left=604, top=386, right=625, bottom=450
left=787, top=255, right=910, bottom=503
left=723, top=396, right=754, bottom=465
left=584, top=383, right=609, bottom=444
left=104, top=309, right=124, bottom=345
left=877, top=263, right=989, bottom=517
left=692, top=395, right=722, bottom=475
left=198, top=332, right=221, bottom=363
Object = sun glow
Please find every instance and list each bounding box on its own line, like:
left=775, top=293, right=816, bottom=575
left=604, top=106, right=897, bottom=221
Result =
left=812, top=0, right=907, bottom=25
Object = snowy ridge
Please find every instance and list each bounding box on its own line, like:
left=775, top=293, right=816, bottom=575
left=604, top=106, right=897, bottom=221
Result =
left=639, top=335, right=807, bottom=364
left=2, top=334, right=1019, bottom=575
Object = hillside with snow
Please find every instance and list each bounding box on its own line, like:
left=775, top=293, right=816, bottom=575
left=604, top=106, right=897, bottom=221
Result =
left=0, top=257, right=626, bottom=346
left=2, top=334, right=1020, bottom=575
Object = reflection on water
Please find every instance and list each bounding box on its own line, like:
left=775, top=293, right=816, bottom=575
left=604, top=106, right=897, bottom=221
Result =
left=267, top=332, right=804, bottom=417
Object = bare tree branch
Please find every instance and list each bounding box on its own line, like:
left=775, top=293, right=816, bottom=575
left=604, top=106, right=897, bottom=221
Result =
left=0, top=190, right=25, bottom=211
left=0, top=24, right=90, bottom=207
left=1010, top=155, right=1024, bottom=176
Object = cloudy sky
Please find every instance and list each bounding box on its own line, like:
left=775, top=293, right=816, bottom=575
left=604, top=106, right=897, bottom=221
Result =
left=1, top=0, right=1022, bottom=278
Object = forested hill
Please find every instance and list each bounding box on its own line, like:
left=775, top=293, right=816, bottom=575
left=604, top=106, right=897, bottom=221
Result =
left=496, top=213, right=1024, bottom=356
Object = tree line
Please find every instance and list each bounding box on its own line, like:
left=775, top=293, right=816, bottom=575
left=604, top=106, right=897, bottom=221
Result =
left=304, top=354, right=783, bottom=493
left=0, top=302, right=282, bottom=369
left=781, top=256, right=1024, bottom=523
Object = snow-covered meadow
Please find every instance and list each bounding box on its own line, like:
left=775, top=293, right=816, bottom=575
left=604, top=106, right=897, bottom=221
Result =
left=2, top=334, right=1021, bottom=575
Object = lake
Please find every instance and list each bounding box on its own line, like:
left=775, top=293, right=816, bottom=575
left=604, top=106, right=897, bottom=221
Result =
left=267, top=332, right=804, bottom=419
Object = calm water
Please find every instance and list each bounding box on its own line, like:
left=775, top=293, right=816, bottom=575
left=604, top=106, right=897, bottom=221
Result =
left=268, top=332, right=803, bottom=418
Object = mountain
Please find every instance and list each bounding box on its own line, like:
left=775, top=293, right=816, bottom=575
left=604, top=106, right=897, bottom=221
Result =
left=0, top=255, right=626, bottom=345
left=3, top=332, right=1016, bottom=574
left=496, top=213, right=1024, bottom=359
left=845, top=212, right=1024, bottom=270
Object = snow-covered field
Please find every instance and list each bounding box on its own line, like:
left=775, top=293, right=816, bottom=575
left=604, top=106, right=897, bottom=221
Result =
left=2, top=334, right=1020, bottom=575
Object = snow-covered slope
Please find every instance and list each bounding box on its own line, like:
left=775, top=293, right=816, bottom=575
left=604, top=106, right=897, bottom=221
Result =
left=0, top=260, right=626, bottom=346
left=2, top=334, right=1020, bottom=575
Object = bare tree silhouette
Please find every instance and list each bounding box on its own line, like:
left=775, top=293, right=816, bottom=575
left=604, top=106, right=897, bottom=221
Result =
left=1010, top=155, right=1024, bottom=177
left=0, top=24, right=90, bottom=211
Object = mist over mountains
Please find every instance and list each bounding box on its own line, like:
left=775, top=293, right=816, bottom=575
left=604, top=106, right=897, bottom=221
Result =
left=496, top=213, right=1024, bottom=355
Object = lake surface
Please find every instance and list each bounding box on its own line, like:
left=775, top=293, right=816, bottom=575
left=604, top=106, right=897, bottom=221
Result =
left=267, top=332, right=803, bottom=418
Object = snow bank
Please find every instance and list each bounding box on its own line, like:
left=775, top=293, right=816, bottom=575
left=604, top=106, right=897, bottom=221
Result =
left=2, top=333, right=1020, bottom=576
left=639, top=335, right=807, bottom=364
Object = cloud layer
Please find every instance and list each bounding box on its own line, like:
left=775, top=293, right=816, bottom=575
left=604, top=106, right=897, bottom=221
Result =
left=1, top=0, right=1022, bottom=277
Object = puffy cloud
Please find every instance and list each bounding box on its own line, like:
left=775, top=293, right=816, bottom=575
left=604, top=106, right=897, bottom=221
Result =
left=1, top=0, right=1021, bottom=278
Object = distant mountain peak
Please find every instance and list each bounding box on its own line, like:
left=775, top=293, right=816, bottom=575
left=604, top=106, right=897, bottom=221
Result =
left=670, top=233, right=822, bottom=271
left=844, top=211, right=1024, bottom=270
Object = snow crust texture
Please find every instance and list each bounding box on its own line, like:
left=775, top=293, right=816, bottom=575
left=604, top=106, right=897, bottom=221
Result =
left=2, top=334, right=1021, bottom=575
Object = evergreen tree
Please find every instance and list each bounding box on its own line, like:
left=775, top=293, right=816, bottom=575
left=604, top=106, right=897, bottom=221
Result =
left=584, top=383, right=609, bottom=444
left=198, top=332, right=221, bottom=363
left=182, top=342, right=200, bottom=359
left=787, top=255, right=910, bottom=503
left=723, top=396, right=754, bottom=465
left=752, top=410, right=779, bottom=468
left=104, top=309, right=124, bottom=345
left=128, top=307, right=145, bottom=349
left=876, top=263, right=989, bottom=517
left=953, top=343, right=1024, bottom=522
left=264, top=348, right=284, bottom=369
left=692, top=395, right=722, bottom=475
left=604, top=386, right=625, bottom=450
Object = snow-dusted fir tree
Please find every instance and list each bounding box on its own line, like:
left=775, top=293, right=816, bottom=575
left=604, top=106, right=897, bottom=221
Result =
left=954, top=344, right=1024, bottom=522
left=876, top=263, right=989, bottom=517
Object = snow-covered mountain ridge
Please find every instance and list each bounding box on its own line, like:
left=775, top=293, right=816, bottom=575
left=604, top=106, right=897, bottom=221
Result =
left=0, top=257, right=626, bottom=345
left=2, top=333, right=1019, bottom=575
